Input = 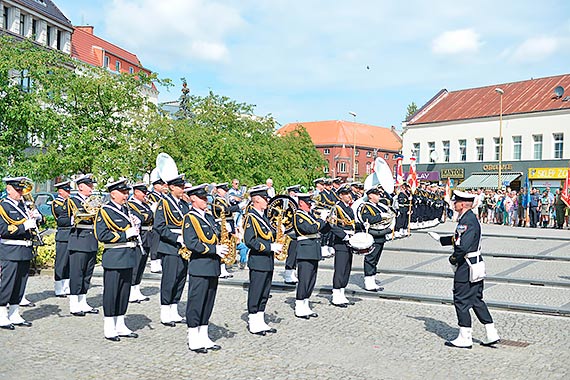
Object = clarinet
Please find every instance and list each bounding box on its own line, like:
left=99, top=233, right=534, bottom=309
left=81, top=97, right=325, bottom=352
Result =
left=126, top=207, right=147, bottom=256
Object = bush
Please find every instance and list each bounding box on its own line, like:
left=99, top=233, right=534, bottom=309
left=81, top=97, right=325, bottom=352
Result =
left=33, top=233, right=104, bottom=268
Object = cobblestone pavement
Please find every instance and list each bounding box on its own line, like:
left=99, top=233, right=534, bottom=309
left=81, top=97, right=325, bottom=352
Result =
left=1, top=273, right=569, bottom=380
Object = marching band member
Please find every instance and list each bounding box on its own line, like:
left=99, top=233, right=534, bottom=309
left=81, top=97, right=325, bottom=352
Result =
left=329, top=184, right=361, bottom=306
left=67, top=174, right=99, bottom=316
left=213, top=182, right=241, bottom=279
left=52, top=180, right=73, bottom=297
left=293, top=193, right=330, bottom=319
left=428, top=190, right=500, bottom=349
left=331, top=177, right=342, bottom=194
left=153, top=174, right=189, bottom=327
left=95, top=179, right=139, bottom=341
left=0, top=177, right=38, bottom=329
left=283, top=185, right=301, bottom=284
left=183, top=184, right=226, bottom=353
left=127, top=183, right=153, bottom=303
left=147, top=168, right=166, bottom=274
left=243, top=185, right=281, bottom=335
left=313, top=178, right=335, bottom=258
left=359, top=186, right=393, bottom=292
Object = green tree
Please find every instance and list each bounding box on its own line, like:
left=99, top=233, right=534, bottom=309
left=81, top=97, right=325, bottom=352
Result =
left=406, top=101, right=418, bottom=121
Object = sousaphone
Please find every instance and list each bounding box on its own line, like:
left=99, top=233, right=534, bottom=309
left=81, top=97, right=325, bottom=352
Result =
left=265, top=195, right=297, bottom=234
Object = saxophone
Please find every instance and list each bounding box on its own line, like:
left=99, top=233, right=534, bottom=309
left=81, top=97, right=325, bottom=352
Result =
left=179, top=245, right=192, bottom=260
left=219, top=207, right=238, bottom=265
left=274, top=209, right=291, bottom=261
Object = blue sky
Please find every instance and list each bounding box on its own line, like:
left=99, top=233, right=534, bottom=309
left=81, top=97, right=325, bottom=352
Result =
left=55, top=0, right=570, bottom=130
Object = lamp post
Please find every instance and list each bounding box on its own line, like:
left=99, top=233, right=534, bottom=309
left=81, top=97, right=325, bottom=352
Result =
left=349, top=111, right=357, bottom=181
left=495, top=88, right=504, bottom=190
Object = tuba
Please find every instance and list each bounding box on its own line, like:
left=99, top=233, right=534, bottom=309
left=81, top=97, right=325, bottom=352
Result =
left=21, top=179, right=45, bottom=247
left=265, top=195, right=297, bottom=261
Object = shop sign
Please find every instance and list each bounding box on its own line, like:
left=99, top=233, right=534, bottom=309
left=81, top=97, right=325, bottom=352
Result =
left=441, top=168, right=464, bottom=179
left=404, top=171, right=440, bottom=181
left=528, top=167, right=568, bottom=179
left=482, top=164, right=512, bottom=171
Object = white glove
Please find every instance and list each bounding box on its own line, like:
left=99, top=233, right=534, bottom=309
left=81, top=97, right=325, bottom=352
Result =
left=319, top=209, right=330, bottom=221
left=270, top=243, right=283, bottom=253
left=23, top=219, right=37, bottom=231
left=126, top=227, right=139, bottom=239
left=225, top=222, right=232, bottom=231
left=150, top=202, right=159, bottom=213
left=342, top=234, right=350, bottom=242
left=345, top=230, right=355, bottom=236
left=427, top=232, right=440, bottom=241
left=216, top=245, right=229, bottom=258
left=31, top=209, right=42, bottom=221
left=177, top=235, right=184, bottom=246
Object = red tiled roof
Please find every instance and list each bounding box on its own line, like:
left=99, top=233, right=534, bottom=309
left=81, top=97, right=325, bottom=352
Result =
left=71, top=26, right=144, bottom=70
left=278, top=120, right=402, bottom=151
left=408, top=73, right=570, bottom=125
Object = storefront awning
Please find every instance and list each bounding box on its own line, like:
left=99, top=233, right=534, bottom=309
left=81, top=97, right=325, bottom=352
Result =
left=457, top=172, right=522, bottom=190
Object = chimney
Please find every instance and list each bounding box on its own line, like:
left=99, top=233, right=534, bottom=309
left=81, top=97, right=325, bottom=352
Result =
left=76, top=26, right=94, bottom=34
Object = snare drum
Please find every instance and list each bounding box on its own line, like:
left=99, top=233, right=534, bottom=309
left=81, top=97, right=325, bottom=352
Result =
left=348, top=232, right=374, bottom=255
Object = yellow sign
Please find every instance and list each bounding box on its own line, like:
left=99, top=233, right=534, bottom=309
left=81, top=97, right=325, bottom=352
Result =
left=441, top=168, right=464, bottom=179
left=528, top=167, right=568, bottom=179
left=483, top=164, right=512, bottom=171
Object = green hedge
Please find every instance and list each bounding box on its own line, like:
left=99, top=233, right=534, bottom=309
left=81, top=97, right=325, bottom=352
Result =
left=34, top=233, right=104, bottom=268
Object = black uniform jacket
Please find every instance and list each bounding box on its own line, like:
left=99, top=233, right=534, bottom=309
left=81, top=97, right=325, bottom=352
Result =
left=360, top=201, right=392, bottom=243
left=67, top=194, right=98, bottom=252
left=153, top=194, right=189, bottom=256
left=293, top=209, right=330, bottom=261
left=147, top=190, right=163, bottom=205
left=244, top=208, right=275, bottom=272
left=52, top=196, right=72, bottom=242
left=0, top=198, right=34, bottom=261
left=95, top=202, right=136, bottom=269
left=128, top=199, right=153, bottom=249
left=183, top=209, right=221, bottom=277
left=440, top=209, right=481, bottom=283
left=330, top=201, right=361, bottom=244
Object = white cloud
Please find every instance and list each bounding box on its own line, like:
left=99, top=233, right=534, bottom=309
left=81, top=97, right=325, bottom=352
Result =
left=510, top=36, right=559, bottom=62
left=104, top=0, right=244, bottom=64
left=432, top=28, right=482, bottom=55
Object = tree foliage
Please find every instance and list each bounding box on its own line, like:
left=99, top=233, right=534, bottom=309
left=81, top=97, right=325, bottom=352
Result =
left=0, top=36, right=325, bottom=192
left=406, top=101, right=418, bottom=121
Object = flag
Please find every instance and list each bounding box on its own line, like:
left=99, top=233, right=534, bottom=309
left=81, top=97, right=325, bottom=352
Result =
left=395, top=154, right=404, bottom=188
left=562, top=168, right=570, bottom=207
left=522, top=176, right=531, bottom=208
left=407, top=156, right=418, bottom=194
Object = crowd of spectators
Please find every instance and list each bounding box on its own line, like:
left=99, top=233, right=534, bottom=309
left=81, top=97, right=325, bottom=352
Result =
left=466, top=186, right=569, bottom=229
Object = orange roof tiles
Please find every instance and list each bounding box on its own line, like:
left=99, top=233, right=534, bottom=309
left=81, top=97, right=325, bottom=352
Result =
left=409, top=73, right=570, bottom=125
left=278, top=120, right=402, bottom=151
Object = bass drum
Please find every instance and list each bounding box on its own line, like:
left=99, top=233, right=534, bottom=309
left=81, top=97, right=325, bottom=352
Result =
left=348, top=232, right=374, bottom=255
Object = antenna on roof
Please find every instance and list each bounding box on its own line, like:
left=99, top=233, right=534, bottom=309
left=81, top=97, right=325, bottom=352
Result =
left=553, top=86, right=565, bottom=99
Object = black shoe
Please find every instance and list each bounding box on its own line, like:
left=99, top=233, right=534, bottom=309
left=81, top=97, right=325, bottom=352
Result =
left=119, top=332, right=138, bottom=338
left=331, top=302, right=348, bottom=308
left=71, top=311, right=86, bottom=317
left=173, top=318, right=186, bottom=324
left=139, top=296, right=150, bottom=302
left=55, top=294, right=67, bottom=298
left=295, top=314, right=310, bottom=320
left=129, top=300, right=141, bottom=304
left=444, top=341, right=472, bottom=349
left=207, top=344, right=222, bottom=351
left=250, top=330, right=267, bottom=336
left=84, top=308, right=99, bottom=314
left=284, top=281, right=297, bottom=285
left=0, top=324, right=15, bottom=330
left=14, top=321, right=32, bottom=327
left=20, top=302, right=35, bottom=307
left=309, top=312, right=318, bottom=318
left=105, top=336, right=121, bottom=342
left=161, top=321, right=176, bottom=327
left=189, top=347, right=208, bottom=354
left=480, top=339, right=500, bottom=347
left=265, top=328, right=277, bottom=334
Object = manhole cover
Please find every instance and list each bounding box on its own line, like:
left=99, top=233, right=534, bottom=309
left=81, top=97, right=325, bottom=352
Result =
left=499, top=339, right=531, bottom=348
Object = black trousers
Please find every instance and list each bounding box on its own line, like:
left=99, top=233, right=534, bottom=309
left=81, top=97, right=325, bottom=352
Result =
left=186, top=275, right=218, bottom=328
left=296, top=259, right=318, bottom=300
left=364, top=242, right=384, bottom=276
left=103, top=268, right=132, bottom=317
left=248, top=270, right=273, bottom=313
left=0, top=260, right=30, bottom=306
left=285, top=240, right=298, bottom=270
left=332, top=243, right=352, bottom=289
left=149, top=230, right=160, bottom=261
left=529, top=207, right=539, bottom=227
left=131, top=247, right=149, bottom=285
left=160, top=254, right=188, bottom=305
left=69, top=250, right=97, bottom=295
left=54, top=241, right=70, bottom=281
left=453, top=280, right=493, bottom=327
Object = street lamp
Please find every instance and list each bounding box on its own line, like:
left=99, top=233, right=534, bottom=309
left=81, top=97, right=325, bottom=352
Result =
left=495, top=88, right=504, bottom=190
left=349, top=112, right=357, bottom=181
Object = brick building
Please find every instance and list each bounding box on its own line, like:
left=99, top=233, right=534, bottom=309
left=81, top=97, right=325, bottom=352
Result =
left=279, top=120, right=402, bottom=181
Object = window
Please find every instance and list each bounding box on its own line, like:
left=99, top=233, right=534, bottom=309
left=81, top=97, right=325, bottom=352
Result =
left=19, top=69, right=31, bottom=92
left=533, top=134, right=542, bottom=160
left=129, top=67, right=134, bottom=74
left=512, top=136, right=522, bottom=160
left=459, top=139, right=466, bottom=162
left=443, top=140, right=450, bottom=162
left=323, top=165, right=329, bottom=174
left=32, top=19, right=37, bottom=39
left=554, top=133, right=564, bottom=159
left=428, top=141, right=435, bottom=162
left=19, top=14, right=25, bottom=35
left=366, top=151, right=371, bottom=157
left=337, top=161, right=347, bottom=173
left=366, top=162, right=372, bottom=174
left=355, top=149, right=359, bottom=156
left=393, top=154, right=397, bottom=159
left=412, top=143, right=420, bottom=163
left=3, top=6, right=9, bottom=30
left=384, top=153, right=388, bottom=159
left=56, top=30, right=62, bottom=50
left=104, top=56, right=110, bottom=68
left=494, top=137, right=501, bottom=161
left=46, top=25, right=52, bottom=46
left=323, top=148, right=330, bottom=155
left=476, top=138, right=484, bottom=161
left=355, top=161, right=359, bottom=175
left=115, top=61, right=121, bottom=72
